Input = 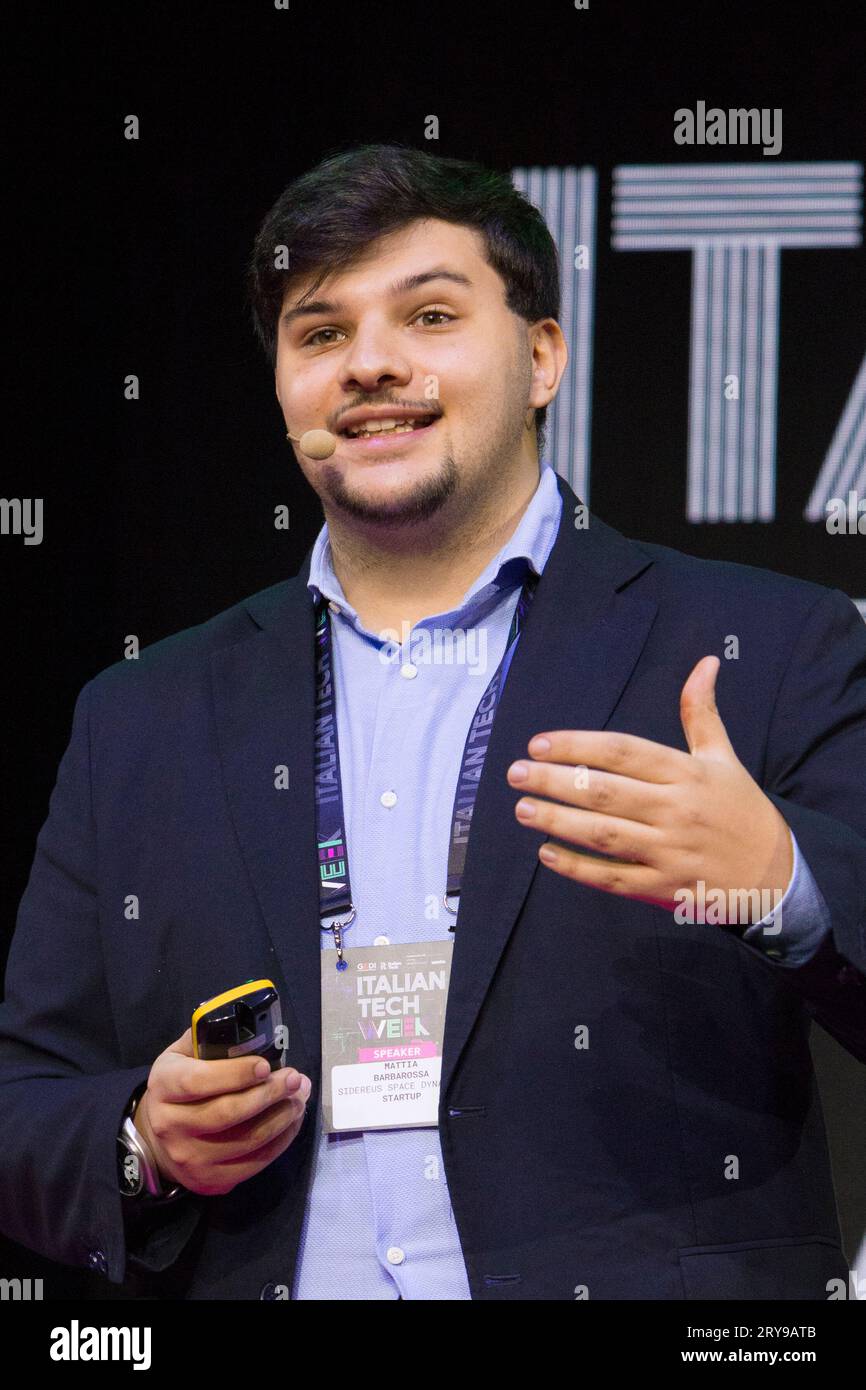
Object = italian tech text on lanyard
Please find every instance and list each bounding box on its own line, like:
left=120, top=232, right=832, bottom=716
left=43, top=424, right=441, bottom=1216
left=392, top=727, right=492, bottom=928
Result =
left=314, top=571, right=539, bottom=969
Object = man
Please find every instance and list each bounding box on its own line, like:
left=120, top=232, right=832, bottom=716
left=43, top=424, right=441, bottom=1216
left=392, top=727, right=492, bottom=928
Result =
left=1, top=144, right=864, bottom=1300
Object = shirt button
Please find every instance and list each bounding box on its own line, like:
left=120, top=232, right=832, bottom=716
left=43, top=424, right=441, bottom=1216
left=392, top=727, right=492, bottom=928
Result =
left=380, top=790, right=397, bottom=808
left=373, top=935, right=390, bottom=945
left=386, top=1246, right=406, bottom=1265
left=87, top=1249, right=108, bottom=1274
left=400, top=663, right=418, bottom=679
left=328, top=601, right=341, bottom=615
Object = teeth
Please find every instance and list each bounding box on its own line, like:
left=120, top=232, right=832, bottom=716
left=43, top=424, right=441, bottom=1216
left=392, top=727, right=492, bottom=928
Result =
left=346, top=417, right=432, bottom=437
left=350, top=417, right=399, bottom=435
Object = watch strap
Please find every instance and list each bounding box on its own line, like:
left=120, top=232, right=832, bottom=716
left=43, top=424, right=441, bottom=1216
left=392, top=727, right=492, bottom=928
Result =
left=118, top=1087, right=186, bottom=1203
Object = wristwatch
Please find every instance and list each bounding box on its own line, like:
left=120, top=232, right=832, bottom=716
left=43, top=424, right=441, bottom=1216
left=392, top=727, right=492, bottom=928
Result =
left=117, top=1085, right=186, bottom=1203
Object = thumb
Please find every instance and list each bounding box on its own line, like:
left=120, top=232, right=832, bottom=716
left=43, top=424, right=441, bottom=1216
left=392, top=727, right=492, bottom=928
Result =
left=168, top=1025, right=195, bottom=1057
left=680, top=655, right=735, bottom=758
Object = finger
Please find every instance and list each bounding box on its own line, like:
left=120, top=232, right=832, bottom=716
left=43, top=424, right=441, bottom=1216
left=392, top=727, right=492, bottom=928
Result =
left=195, top=1094, right=308, bottom=1161
left=679, top=656, right=738, bottom=759
left=208, top=1106, right=307, bottom=1173
left=527, top=730, right=692, bottom=783
left=163, top=1068, right=310, bottom=1132
left=189, top=1117, right=304, bottom=1195
left=536, top=840, right=667, bottom=901
left=508, top=758, right=669, bottom=825
left=192, top=1070, right=311, bottom=1135
left=158, top=1041, right=289, bottom=1104
left=515, top=797, right=664, bottom=867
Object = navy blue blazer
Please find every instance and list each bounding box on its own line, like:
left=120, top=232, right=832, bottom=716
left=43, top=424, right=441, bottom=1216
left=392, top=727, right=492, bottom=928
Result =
left=1, top=472, right=864, bottom=1299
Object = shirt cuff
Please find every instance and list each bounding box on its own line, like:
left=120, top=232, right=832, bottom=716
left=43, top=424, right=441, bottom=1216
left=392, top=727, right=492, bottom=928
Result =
left=739, top=827, right=832, bottom=967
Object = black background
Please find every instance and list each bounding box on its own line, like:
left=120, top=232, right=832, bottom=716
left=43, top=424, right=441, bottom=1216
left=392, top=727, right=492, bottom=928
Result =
left=1, top=0, right=863, bottom=1295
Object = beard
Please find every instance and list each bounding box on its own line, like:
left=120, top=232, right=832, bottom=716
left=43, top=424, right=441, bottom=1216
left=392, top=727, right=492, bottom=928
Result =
left=316, top=448, right=461, bottom=529
left=312, top=362, right=532, bottom=535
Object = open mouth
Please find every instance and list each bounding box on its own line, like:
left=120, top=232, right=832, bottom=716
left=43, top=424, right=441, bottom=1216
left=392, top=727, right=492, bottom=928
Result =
left=337, top=415, right=439, bottom=447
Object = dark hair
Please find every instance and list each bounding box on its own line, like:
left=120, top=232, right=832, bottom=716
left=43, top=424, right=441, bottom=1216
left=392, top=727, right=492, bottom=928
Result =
left=246, top=143, right=560, bottom=455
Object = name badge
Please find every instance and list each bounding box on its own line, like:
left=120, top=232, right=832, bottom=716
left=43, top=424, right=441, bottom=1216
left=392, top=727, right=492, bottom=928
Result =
left=320, top=940, right=453, bottom=1132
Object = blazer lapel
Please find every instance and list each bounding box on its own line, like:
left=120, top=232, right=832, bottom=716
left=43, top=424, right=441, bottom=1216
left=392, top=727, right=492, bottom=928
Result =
left=209, top=474, right=659, bottom=1100
left=439, top=476, right=659, bottom=1096
left=210, top=581, right=324, bottom=1067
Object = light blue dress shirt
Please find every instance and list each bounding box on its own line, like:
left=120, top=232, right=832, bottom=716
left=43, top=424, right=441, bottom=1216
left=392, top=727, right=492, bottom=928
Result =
left=291, top=462, right=831, bottom=1300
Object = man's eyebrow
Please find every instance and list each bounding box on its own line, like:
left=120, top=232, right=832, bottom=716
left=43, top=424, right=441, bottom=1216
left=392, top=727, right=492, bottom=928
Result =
left=280, top=268, right=473, bottom=329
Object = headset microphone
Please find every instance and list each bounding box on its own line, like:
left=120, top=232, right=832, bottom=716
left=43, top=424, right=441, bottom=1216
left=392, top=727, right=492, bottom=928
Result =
left=286, top=429, right=338, bottom=459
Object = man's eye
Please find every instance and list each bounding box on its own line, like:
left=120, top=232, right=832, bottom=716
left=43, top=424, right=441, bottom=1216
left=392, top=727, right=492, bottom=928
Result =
left=304, top=327, right=344, bottom=347
left=302, top=309, right=455, bottom=348
left=414, top=309, right=454, bottom=327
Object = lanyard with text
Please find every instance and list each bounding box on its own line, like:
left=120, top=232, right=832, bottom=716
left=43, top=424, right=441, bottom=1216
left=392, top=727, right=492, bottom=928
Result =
left=314, top=570, right=539, bottom=969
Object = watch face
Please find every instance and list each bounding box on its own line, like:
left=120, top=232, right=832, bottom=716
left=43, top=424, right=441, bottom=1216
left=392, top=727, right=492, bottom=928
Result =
left=117, top=1135, right=144, bottom=1197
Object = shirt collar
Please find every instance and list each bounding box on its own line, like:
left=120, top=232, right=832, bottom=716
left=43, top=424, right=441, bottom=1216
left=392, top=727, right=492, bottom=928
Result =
left=306, top=461, right=563, bottom=628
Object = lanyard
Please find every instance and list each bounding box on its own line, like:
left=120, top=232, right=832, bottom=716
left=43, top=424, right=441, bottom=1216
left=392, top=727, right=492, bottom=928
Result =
left=314, top=571, right=538, bottom=968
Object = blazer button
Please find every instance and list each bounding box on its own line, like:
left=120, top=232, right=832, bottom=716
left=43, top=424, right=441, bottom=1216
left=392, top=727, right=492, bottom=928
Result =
left=87, top=1249, right=108, bottom=1274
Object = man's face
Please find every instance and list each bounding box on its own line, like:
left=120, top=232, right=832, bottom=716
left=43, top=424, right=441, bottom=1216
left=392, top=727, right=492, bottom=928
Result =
left=274, top=218, right=554, bottom=531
